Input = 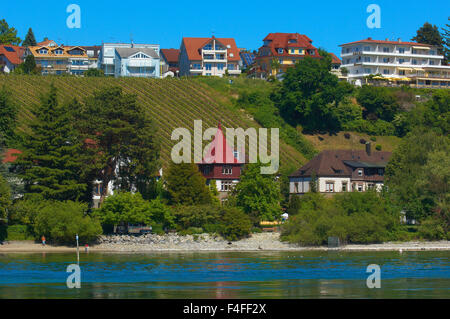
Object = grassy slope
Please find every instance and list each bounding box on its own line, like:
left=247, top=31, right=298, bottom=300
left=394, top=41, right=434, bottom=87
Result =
left=0, top=75, right=304, bottom=170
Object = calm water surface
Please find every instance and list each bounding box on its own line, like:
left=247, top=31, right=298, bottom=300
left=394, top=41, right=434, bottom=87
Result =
left=0, top=251, right=448, bottom=298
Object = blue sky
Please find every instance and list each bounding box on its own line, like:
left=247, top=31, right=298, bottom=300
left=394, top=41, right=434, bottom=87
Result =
left=2, top=0, right=449, bottom=56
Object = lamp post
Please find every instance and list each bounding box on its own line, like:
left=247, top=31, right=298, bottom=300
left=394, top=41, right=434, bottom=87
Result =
left=76, top=234, right=79, bottom=265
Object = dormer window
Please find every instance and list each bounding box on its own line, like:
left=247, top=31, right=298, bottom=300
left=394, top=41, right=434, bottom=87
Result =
left=288, top=39, right=297, bottom=44
left=39, top=49, right=48, bottom=54
left=277, top=48, right=284, bottom=54
left=203, top=44, right=212, bottom=50
left=55, top=49, right=63, bottom=55
left=133, top=53, right=148, bottom=59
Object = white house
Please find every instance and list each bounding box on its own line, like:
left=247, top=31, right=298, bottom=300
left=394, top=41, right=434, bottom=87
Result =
left=114, top=47, right=160, bottom=78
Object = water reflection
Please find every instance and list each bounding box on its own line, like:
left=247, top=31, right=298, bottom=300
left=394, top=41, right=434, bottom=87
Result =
left=0, top=251, right=448, bottom=299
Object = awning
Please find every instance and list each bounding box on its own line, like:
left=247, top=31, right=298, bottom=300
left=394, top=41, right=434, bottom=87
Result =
left=413, top=46, right=430, bottom=50
left=413, top=68, right=424, bottom=71
left=398, top=67, right=413, bottom=71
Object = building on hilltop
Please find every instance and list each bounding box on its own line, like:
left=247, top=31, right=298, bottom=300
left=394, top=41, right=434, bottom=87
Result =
left=26, top=41, right=95, bottom=75
left=0, top=45, right=24, bottom=73
left=340, top=37, right=450, bottom=88
left=160, top=48, right=180, bottom=77
left=179, top=36, right=242, bottom=77
left=98, top=43, right=160, bottom=77
left=289, top=144, right=392, bottom=196
left=114, top=47, right=160, bottom=78
left=254, top=32, right=321, bottom=79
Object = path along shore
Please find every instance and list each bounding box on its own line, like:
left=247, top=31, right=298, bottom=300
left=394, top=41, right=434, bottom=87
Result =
left=1, top=233, right=450, bottom=253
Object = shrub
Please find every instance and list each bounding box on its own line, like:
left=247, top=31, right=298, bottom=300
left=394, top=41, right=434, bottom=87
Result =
left=418, top=217, right=447, bottom=240
left=359, top=138, right=367, bottom=144
left=370, top=137, right=377, bottom=142
left=34, top=201, right=102, bottom=244
left=173, top=205, right=220, bottom=230
left=219, top=207, right=252, bottom=241
left=344, top=133, right=351, bottom=139
left=6, top=224, right=34, bottom=240
left=375, top=144, right=382, bottom=151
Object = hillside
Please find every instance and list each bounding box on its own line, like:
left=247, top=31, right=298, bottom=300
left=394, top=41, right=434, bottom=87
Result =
left=0, top=75, right=306, bottom=170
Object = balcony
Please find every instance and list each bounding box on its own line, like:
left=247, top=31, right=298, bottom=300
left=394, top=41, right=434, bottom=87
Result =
left=127, top=59, right=156, bottom=67
left=341, top=50, right=443, bottom=60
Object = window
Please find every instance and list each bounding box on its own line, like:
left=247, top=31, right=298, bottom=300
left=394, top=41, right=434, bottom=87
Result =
left=192, top=63, right=202, bottom=70
left=204, top=44, right=212, bottom=50
left=429, top=60, right=435, bottom=65
left=383, top=69, right=390, bottom=75
left=221, top=181, right=234, bottom=192
left=364, top=57, right=371, bottom=62
left=364, top=68, right=371, bottom=73
left=342, top=182, right=348, bottom=192
left=364, top=46, right=371, bottom=51
left=325, top=182, right=334, bottom=193
left=357, top=184, right=363, bottom=192
left=202, top=165, right=212, bottom=175
left=399, top=48, right=405, bottom=54
left=228, top=64, right=235, bottom=70
left=217, top=63, right=225, bottom=71
left=222, top=165, right=232, bottom=175
left=358, top=169, right=363, bottom=176
left=39, top=49, right=48, bottom=54
left=368, top=183, right=375, bottom=190
left=93, top=184, right=104, bottom=196
left=399, top=70, right=406, bottom=76
left=205, top=63, right=212, bottom=71
left=430, top=50, right=435, bottom=55
left=383, top=58, right=390, bottom=63
left=277, top=48, right=284, bottom=54
left=383, top=47, right=390, bottom=53
left=288, top=39, right=297, bottom=44
left=290, top=49, right=295, bottom=54
left=378, top=169, right=384, bottom=176
left=55, top=49, right=63, bottom=55
left=412, top=59, right=417, bottom=65
left=399, top=58, right=405, bottom=64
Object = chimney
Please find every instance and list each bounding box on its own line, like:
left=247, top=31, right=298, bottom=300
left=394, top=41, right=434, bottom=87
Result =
left=367, top=37, right=372, bottom=40
left=398, top=38, right=402, bottom=42
left=385, top=38, right=389, bottom=41
left=366, top=142, right=372, bottom=156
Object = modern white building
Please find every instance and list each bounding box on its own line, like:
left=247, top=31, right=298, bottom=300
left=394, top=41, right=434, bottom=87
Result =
left=114, top=47, right=160, bottom=78
left=179, top=36, right=242, bottom=77
left=340, top=38, right=450, bottom=88
left=99, top=43, right=160, bottom=77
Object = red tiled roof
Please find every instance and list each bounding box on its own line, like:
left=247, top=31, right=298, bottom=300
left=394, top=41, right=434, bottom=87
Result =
left=181, top=37, right=241, bottom=62
left=0, top=45, right=24, bottom=65
left=37, top=39, right=57, bottom=47
left=339, top=38, right=433, bottom=47
left=330, top=52, right=341, bottom=64
left=290, top=150, right=392, bottom=178
left=2, top=149, right=22, bottom=164
left=161, top=48, right=180, bottom=63
left=258, top=33, right=320, bottom=58
left=202, top=124, right=242, bottom=164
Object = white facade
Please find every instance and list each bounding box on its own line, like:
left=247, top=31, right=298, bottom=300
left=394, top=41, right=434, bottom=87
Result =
left=290, top=177, right=384, bottom=195
left=99, top=43, right=160, bottom=76
left=340, top=38, right=450, bottom=88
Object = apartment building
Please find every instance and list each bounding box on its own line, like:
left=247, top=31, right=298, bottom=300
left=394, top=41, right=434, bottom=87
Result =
left=254, top=32, right=321, bottom=78
left=98, top=43, right=160, bottom=76
left=114, top=47, right=160, bottom=78
left=27, top=42, right=90, bottom=75
left=178, top=36, right=241, bottom=77
left=340, top=37, right=450, bottom=88
left=82, top=45, right=102, bottom=69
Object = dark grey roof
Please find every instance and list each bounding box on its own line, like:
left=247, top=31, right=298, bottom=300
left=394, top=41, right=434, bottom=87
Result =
left=116, top=47, right=159, bottom=59
left=343, top=160, right=389, bottom=168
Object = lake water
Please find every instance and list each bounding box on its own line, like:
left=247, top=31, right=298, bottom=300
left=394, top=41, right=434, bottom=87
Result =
left=0, top=251, right=449, bottom=299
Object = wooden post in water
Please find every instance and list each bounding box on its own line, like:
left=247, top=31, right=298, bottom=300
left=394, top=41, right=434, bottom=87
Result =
left=76, top=234, right=79, bottom=265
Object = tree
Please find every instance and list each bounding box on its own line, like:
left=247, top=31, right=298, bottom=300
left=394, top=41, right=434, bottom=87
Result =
left=0, top=86, right=17, bottom=145
left=22, top=55, right=37, bottom=74
left=386, top=128, right=450, bottom=221
left=356, top=85, right=399, bottom=121
left=0, top=19, right=21, bottom=45
left=232, top=163, right=282, bottom=222
left=76, top=87, right=160, bottom=204
left=165, top=162, right=211, bottom=206
left=15, top=84, right=87, bottom=201
left=412, top=22, right=444, bottom=54
left=271, top=50, right=353, bottom=132
left=22, top=28, right=37, bottom=47
left=0, top=174, right=11, bottom=221
left=442, top=17, right=450, bottom=64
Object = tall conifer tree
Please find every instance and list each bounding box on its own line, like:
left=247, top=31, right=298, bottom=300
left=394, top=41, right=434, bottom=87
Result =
left=22, top=28, right=37, bottom=47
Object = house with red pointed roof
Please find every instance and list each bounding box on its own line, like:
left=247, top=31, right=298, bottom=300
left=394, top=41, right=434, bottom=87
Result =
left=0, top=45, right=24, bottom=73
left=160, top=48, right=180, bottom=76
left=254, top=32, right=321, bottom=78
left=198, top=124, right=246, bottom=200
left=179, top=36, right=242, bottom=77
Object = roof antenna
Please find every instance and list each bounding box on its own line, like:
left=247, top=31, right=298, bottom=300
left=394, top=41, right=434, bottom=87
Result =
left=130, top=33, right=134, bottom=47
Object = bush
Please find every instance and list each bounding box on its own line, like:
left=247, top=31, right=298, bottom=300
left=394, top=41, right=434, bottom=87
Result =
left=6, top=224, right=34, bottom=240
left=179, top=227, right=204, bottom=236
left=173, top=205, right=220, bottom=230
left=219, top=207, right=252, bottom=241
left=344, top=133, right=351, bottom=139
left=418, top=217, right=448, bottom=240
left=34, top=201, right=102, bottom=244
left=375, top=144, right=382, bottom=151
left=359, top=138, right=367, bottom=144
left=370, top=137, right=377, bottom=142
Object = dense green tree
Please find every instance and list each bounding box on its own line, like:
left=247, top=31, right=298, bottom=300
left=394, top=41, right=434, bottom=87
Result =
left=165, top=162, right=211, bottom=205
left=0, top=86, right=17, bottom=145
left=0, top=19, right=21, bottom=45
left=271, top=50, right=353, bottom=132
left=22, top=55, right=37, bottom=74
left=412, top=22, right=444, bottom=54
left=94, top=192, right=173, bottom=230
left=386, top=129, right=450, bottom=221
left=356, top=85, right=399, bottom=121
left=0, top=174, right=11, bottom=221
left=75, top=87, right=160, bottom=204
left=442, top=17, right=450, bottom=64
left=232, top=163, right=282, bottom=222
left=219, top=207, right=252, bottom=241
left=22, top=28, right=37, bottom=47
left=15, top=85, right=86, bottom=201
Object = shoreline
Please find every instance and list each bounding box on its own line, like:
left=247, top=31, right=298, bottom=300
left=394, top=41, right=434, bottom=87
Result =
left=1, top=233, right=450, bottom=253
